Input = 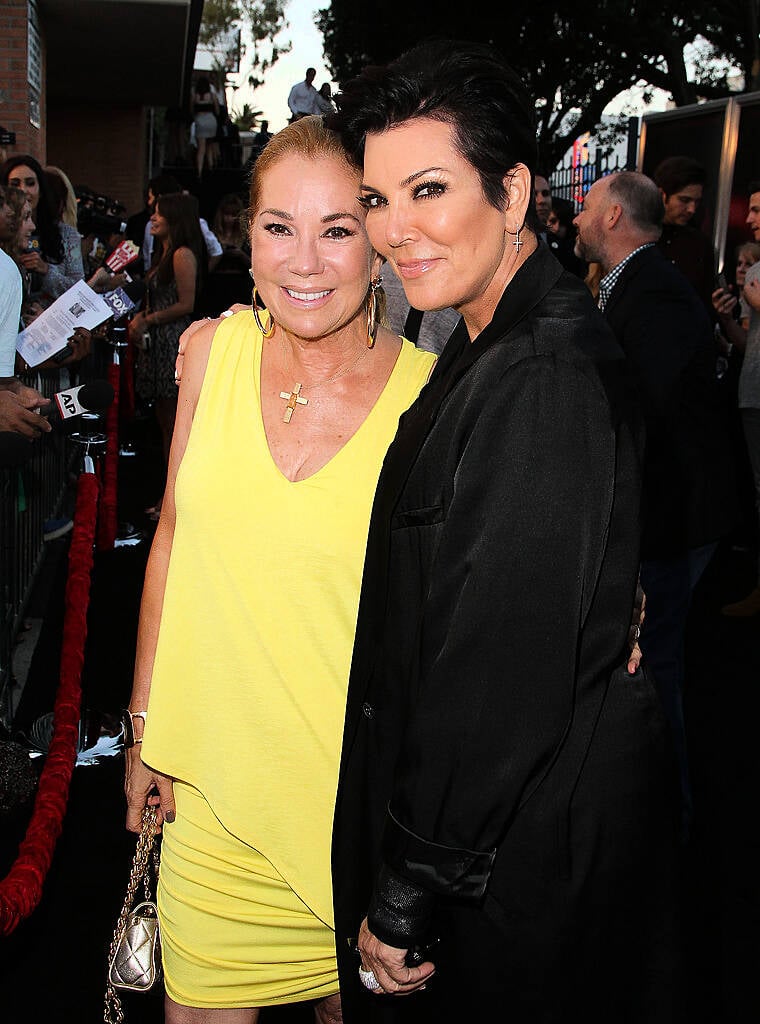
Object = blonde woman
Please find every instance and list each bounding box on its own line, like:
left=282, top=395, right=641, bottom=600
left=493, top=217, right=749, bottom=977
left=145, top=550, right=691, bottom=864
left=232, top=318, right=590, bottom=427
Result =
left=123, top=116, right=435, bottom=1022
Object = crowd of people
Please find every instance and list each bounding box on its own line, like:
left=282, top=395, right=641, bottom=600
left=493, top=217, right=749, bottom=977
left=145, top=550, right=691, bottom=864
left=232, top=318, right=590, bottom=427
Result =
left=0, top=154, right=97, bottom=440
left=0, top=158, right=256, bottom=463
left=1, top=35, right=758, bottom=1024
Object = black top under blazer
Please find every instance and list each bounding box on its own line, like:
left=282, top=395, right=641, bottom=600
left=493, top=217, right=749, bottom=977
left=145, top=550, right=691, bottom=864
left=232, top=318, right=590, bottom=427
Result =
left=332, top=243, right=679, bottom=1022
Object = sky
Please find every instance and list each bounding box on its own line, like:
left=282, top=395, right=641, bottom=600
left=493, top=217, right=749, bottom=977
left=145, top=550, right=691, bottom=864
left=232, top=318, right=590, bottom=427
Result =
left=222, top=1, right=683, bottom=138
left=224, top=0, right=337, bottom=132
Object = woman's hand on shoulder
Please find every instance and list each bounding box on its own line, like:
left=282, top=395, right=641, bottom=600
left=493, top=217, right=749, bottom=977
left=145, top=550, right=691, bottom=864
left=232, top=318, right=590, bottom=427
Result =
left=175, top=304, right=248, bottom=383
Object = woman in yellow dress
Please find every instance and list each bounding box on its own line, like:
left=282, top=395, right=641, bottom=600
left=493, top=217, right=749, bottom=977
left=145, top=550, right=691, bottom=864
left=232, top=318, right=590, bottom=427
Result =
left=122, top=115, right=435, bottom=1023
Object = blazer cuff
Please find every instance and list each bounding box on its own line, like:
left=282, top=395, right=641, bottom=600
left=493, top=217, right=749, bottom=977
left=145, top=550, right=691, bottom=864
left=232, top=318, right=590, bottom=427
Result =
left=382, top=807, right=496, bottom=901
left=367, top=863, right=436, bottom=948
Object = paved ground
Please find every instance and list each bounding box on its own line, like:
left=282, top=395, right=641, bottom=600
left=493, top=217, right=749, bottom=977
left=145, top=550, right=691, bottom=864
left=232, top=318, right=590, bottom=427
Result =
left=1, top=411, right=758, bottom=1023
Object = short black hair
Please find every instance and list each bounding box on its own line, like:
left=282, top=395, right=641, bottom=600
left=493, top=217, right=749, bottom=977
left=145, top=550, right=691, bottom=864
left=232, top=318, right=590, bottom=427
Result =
left=749, top=179, right=760, bottom=195
left=328, top=38, right=539, bottom=231
left=652, top=156, right=706, bottom=197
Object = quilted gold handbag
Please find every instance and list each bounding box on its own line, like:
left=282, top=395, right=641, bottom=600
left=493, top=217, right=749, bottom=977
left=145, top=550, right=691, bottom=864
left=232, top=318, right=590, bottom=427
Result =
left=104, top=806, right=162, bottom=1023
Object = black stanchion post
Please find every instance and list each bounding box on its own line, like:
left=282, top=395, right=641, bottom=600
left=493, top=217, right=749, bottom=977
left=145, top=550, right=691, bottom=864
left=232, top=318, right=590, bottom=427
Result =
left=108, top=325, right=128, bottom=367
left=68, top=419, right=108, bottom=477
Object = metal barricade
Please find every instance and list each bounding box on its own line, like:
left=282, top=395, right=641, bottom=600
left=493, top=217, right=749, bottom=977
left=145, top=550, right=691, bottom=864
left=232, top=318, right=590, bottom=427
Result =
left=0, top=358, right=98, bottom=729
left=0, top=435, right=71, bottom=728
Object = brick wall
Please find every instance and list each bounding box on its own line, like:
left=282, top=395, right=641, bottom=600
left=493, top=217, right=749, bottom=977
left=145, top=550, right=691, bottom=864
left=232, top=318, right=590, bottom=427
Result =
left=47, top=103, right=147, bottom=218
left=0, top=0, right=45, bottom=163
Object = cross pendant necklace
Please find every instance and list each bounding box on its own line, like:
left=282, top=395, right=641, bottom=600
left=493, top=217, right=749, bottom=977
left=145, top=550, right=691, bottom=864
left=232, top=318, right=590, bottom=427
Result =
left=278, top=340, right=368, bottom=423
left=279, top=382, right=308, bottom=423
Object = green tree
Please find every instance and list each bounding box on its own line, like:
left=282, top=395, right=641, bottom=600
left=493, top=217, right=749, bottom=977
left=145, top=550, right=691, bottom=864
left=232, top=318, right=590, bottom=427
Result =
left=230, top=102, right=264, bottom=130
left=199, top=0, right=291, bottom=96
left=316, top=0, right=753, bottom=169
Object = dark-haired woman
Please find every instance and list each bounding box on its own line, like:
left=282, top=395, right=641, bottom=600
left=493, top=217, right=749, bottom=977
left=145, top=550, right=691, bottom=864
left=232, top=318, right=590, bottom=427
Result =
left=0, top=154, right=84, bottom=311
left=130, top=192, right=204, bottom=512
left=326, top=39, right=678, bottom=1022
left=199, top=192, right=252, bottom=315
left=546, top=195, right=586, bottom=277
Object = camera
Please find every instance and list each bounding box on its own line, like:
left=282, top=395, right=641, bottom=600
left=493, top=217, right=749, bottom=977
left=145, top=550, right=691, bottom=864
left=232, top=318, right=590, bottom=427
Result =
left=76, top=188, right=127, bottom=240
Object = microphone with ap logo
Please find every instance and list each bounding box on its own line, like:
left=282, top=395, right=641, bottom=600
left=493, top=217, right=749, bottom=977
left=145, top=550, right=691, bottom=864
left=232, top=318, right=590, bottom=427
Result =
left=41, top=380, right=115, bottom=423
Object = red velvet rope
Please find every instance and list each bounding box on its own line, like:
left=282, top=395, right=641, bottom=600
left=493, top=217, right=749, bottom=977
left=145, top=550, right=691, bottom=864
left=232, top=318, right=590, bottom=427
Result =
left=0, top=470, right=100, bottom=935
left=97, top=362, right=120, bottom=551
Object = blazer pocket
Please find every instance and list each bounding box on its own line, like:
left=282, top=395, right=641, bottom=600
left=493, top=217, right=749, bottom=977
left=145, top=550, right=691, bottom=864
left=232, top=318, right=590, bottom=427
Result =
left=391, top=504, right=444, bottom=530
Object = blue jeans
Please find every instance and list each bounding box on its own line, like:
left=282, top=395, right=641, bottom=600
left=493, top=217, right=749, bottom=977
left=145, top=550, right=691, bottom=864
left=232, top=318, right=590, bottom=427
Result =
left=639, top=541, right=718, bottom=838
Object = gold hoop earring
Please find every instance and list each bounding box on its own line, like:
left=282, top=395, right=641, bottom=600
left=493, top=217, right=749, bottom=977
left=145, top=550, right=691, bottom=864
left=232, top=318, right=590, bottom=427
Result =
left=252, top=286, right=275, bottom=339
left=366, top=277, right=382, bottom=349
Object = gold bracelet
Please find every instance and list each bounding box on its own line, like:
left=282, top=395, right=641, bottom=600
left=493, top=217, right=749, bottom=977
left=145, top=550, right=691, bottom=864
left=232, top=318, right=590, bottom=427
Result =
left=121, top=709, right=148, bottom=748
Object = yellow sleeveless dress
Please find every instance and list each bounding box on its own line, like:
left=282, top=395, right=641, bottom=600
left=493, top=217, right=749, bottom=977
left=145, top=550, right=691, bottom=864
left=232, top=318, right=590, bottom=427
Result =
left=140, top=310, right=436, bottom=1007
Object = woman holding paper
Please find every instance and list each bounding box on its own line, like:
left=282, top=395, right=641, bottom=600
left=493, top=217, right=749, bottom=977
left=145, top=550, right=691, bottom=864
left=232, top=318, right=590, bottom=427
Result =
left=0, top=154, right=84, bottom=311
left=1, top=184, right=92, bottom=373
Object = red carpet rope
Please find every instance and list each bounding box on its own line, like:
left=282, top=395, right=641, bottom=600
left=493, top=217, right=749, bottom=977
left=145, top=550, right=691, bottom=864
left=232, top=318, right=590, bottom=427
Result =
left=0, top=469, right=100, bottom=935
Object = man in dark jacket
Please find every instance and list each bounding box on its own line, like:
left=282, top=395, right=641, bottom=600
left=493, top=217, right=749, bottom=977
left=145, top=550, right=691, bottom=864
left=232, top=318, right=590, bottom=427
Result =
left=653, top=155, right=716, bottom=316
left=575, top=170, right=738, bottom=837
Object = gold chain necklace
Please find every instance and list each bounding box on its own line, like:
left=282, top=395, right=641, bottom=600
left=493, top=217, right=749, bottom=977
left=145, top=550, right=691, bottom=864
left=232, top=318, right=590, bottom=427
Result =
left=278, top=339, right=368, bottom=423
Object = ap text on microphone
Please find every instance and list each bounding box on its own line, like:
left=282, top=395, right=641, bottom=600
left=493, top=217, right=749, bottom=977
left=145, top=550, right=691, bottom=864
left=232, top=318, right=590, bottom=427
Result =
left=39, top=380, right=115, bottom=423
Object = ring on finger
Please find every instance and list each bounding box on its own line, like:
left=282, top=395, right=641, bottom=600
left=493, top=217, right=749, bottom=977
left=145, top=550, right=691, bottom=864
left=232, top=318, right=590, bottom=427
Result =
left=358, top=967, right=382, bottom=991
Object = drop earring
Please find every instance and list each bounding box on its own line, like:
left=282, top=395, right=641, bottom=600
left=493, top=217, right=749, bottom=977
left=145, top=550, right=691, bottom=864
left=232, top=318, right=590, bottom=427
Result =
left=252, top=285, right=275, bottom=339
left=366, top=277, right=382, bottom=349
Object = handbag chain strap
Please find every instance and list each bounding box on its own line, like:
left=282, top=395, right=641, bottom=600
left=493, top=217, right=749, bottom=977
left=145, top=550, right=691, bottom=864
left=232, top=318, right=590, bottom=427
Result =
left=104, top=806, right=160, bottom=1024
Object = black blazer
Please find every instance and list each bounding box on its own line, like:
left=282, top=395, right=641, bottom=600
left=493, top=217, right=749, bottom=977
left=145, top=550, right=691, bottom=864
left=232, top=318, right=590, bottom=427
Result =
left=332, top=245, right=678, bottom=1020
left=603, top=244, right=738, bottom=557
